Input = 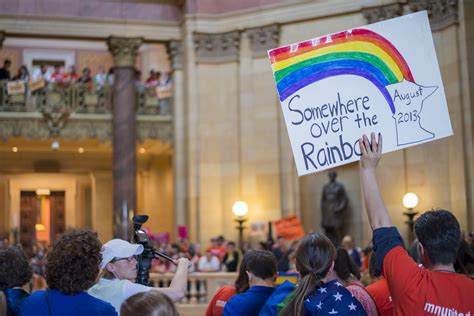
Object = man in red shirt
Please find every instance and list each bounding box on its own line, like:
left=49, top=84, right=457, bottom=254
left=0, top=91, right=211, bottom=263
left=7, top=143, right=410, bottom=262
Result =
left=359, top=133, right=474, bottom=316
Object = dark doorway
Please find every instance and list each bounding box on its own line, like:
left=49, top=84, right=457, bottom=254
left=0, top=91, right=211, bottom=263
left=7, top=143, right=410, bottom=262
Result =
left=19, top=190, right=65, bottom=257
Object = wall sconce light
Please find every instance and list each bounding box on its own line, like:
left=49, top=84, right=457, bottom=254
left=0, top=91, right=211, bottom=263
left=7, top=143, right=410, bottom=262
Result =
left=402, top=192, right=419, bottom=245
left=232, top=201, right=248, bottom=249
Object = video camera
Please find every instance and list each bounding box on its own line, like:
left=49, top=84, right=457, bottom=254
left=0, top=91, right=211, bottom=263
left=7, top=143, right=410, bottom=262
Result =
left=132, top=215, right=175, bottom=285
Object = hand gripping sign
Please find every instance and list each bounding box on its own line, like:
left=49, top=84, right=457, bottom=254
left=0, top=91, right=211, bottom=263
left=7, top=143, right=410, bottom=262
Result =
left=268, top=11, right=452, bottom=176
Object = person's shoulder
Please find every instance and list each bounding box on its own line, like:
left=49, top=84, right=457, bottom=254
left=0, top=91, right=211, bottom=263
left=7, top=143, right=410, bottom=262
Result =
left=20, top=291, right=46, bottom=315
left=366, top=278, right=387, bottom=292
left=223, top=293, right=242, bottom=313
left=24, top=290, right=45, bottom=302
left=216, top=285, right=237, bottom=296
left=438, top=271, right=474, bottom=288
left=81, top=292, right=117, bottom=313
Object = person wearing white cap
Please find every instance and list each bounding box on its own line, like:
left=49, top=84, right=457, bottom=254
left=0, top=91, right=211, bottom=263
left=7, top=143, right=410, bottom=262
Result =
left=88, top=239, right=189, bottom=313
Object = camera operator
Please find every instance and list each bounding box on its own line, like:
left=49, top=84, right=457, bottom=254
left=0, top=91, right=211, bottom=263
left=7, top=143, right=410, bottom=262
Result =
left=88, top=239, right=189, bottom=313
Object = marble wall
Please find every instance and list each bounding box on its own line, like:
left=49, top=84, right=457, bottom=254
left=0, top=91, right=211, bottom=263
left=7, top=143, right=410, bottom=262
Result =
left=177, top=0, right=474, bottom=248
left=0, top=0, right=472, bottom=248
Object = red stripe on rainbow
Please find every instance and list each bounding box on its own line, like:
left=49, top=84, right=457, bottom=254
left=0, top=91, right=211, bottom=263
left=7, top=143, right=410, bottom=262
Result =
left=269, top=29, right=414, bottom=82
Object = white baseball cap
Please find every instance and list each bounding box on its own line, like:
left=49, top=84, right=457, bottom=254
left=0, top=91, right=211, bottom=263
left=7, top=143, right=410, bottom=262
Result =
left=100, top=239, right=144, bottom=269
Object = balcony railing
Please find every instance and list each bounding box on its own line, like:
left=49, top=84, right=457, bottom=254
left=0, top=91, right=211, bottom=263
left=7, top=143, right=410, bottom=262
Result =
left=0, top=80, right=173, bottom=142
left=0, top=79, right=172, bottom=116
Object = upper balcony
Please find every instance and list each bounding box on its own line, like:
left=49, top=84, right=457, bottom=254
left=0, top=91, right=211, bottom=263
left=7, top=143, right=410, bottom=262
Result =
left=0, top=79, right=173, bottom=144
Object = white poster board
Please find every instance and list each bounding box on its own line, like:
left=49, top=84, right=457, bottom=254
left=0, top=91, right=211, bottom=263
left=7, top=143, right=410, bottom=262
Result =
left=268, top=11, right=452, bottom=176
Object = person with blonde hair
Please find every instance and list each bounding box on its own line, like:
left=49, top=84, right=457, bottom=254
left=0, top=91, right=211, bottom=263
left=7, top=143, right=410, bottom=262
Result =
left=120, top=291, right=178, bottom=316
left=88, top=239, right=189, bottom=313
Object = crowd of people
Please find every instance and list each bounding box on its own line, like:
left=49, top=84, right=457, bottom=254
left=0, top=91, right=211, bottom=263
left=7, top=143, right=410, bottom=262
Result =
left=1, top=133, right=474, bottom=315
left=0, top=58, right=172, bottom=91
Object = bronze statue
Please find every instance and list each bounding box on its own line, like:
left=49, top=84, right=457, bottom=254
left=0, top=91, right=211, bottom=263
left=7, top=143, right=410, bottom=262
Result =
left=321, top=171, right=348, bottom=245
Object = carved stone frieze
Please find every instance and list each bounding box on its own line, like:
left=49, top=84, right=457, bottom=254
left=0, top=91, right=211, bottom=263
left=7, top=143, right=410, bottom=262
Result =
left=362, top=3, right=403, bottom=24
left=167, top=40, right=183, bottom=70
left=137, top=121, right=173, bottom=144
left=193, top=31, right=240, bottom=63
left=107, top=37, right=143, bottom=67
left=247, top=24, right=280, bottom=58
left=408, top=0, right=458, bottom=31
left=0, top=116, right=172, bottom=144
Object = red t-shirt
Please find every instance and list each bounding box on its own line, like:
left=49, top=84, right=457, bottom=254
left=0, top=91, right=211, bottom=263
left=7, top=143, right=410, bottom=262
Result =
left=207, top=246, right=226, bottom=260
left=206, top=286, right=237, bottom=316
left=366, top=278, right=393, bottom=316
left=383, top=246, right=474, bottom=315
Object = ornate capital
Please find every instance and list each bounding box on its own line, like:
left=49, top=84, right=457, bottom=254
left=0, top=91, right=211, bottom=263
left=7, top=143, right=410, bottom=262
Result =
left=362, top=3, right=403, bottom=24
left=247, top=24, right=280, bottom=58
left=167, top=40, right=183, bottom=70
left=0, top=31, right=4, bottom=49
left=193, top=31, right=240, bottom=63
left=408, top=0, right=458, bottom=31
left=107, top=36, right=143, bottom=67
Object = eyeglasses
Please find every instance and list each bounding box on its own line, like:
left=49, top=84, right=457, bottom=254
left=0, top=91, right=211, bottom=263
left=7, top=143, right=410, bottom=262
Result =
left=111, top=256, right=136, bottom=263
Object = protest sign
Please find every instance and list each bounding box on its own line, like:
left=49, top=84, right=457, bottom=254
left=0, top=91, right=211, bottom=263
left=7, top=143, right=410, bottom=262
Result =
left=268, top=11, right=452, bottom=176
left=7, top=80, right=26, bottom=95
left=273, top=215, right=305, bottom=240
left=28, top=78, right=46, bottom=92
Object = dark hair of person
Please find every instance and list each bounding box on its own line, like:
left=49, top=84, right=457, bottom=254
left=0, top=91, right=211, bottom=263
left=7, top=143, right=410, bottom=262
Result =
left=0, top=246, right=33, bottom=291
left=120, top=291, right=178, bottom=316
left=334, top=247, right=360, bottom=282
left=414, top=209, right=461, bottom=265
left=368, top=253, right=381, bottom=278
left=4, top=59, right=11, bottom=65
left=454, top=239, right=474, bottom=275
left=45, top=229, right=102, bottom=294
left=245, top=249, right=277, bottom=280
left=18, top=65, right=29, bottom=76
left=227, top=241, right=236, bottom=247
left=234, top=249, right=254, bottom=293
left=280, top=233, right=336, bottom=316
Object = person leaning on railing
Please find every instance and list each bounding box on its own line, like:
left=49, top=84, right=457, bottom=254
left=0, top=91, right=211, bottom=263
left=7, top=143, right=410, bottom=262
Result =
left=88, top=239, right=189, bottom=314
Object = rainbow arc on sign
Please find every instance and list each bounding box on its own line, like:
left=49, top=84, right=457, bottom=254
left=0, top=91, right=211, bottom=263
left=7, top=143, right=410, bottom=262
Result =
left=268, top=29, right=414, bottom=114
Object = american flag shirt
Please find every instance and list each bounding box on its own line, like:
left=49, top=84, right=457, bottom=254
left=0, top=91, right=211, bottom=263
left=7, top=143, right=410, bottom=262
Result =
left=303, top=280, right=367, bottom=315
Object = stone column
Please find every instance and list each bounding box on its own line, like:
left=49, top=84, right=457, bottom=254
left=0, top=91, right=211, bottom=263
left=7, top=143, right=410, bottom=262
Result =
left=0, top=31, right=5, bottom=49
left=107, top=36, right=142, bottom=239
left=167, top=40, right=187, bottom=230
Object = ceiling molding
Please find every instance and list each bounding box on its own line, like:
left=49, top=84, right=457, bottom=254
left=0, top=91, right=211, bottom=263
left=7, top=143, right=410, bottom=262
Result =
left=0, top=15, right=181, bottom=42
left=184, top=0, right=397, bottom=33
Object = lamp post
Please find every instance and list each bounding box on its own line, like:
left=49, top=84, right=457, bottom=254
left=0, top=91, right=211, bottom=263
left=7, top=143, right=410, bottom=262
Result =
left=402, top=192, right=419, bottom=245
left=232, top=201, right=248, bottom=249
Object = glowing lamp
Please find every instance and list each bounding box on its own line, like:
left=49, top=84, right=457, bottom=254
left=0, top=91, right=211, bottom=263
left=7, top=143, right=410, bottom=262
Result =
left=232, top=201, right=248, bottom=217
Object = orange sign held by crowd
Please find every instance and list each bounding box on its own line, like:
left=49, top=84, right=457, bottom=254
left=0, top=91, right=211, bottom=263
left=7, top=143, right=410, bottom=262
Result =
left=273, top=215, right=305, bottom=240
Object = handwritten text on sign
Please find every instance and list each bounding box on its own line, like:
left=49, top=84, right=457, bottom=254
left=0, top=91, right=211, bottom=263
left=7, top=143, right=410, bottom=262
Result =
left=268, top=11, right=452, bottom=176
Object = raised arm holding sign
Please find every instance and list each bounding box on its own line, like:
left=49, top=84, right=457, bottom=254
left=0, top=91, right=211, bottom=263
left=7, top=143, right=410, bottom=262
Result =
left=359, top=132, right=474, bottom=315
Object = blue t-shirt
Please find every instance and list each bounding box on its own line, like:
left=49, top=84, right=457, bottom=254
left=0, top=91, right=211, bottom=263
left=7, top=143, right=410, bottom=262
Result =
left=20, top=289, right=117, bottom=316
left=4, top=288, right=29, bottom=316
left=223, top=285, right=276, bottom=316
left=259, top=280, right=295, bottom=315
